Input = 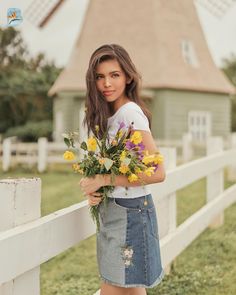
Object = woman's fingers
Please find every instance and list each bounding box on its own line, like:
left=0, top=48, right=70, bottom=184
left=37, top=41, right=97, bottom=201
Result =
left=88, top=198, right=103, bottom=206
left=85, top=192, right=103, bottom=206
left=88, top=192, right=102, bottom=199
left=85, top=192, right=102, bottom=206
left=82, top=191, right=101, bottom=198
left=91, top=192, right=102, bottom=197
left=89, top=200, right=100, bottom=206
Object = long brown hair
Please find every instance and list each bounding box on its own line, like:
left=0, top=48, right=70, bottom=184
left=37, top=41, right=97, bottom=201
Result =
left=84, top=44, right=152, bottom=139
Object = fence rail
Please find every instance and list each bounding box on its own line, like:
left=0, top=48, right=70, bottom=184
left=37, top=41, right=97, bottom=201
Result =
left=0, top=137, right=68, bottom=173
left=1, top=133, right=236, bottom=173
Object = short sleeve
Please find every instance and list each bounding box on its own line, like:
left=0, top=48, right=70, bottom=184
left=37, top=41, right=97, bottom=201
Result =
left=119, top=106, right=151, bottom=133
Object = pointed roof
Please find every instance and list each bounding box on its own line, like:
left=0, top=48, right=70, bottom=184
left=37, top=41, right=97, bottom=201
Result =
left=49, top=0, right=235, bottom=96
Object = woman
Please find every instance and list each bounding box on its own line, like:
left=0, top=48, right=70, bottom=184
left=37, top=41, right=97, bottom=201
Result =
left=80, top=44, right=165, bottom=295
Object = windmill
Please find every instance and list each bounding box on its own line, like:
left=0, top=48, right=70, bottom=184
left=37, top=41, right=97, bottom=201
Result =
left=24, top=0, right=236, bottom=28
left=24, top=0, right=235, bottom=144
left=196, top=0, right=236, bottom=19
left=24, top=0, right=66, bottom=28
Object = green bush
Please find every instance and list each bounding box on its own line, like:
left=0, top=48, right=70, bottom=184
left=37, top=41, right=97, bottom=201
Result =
left=4, top=120, right=53, bottom=142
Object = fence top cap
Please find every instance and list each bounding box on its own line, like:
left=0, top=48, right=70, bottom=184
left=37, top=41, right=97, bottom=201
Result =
left=0, top=177, right=41, bottom=184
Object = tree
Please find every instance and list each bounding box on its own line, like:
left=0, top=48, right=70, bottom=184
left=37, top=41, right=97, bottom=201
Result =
left=0, top=27, right=61, bottom=134
left=221, top=54, right=236, bottom=132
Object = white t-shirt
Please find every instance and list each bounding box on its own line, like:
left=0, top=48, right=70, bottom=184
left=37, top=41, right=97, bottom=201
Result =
left=106, top=101, right=151, bottom=199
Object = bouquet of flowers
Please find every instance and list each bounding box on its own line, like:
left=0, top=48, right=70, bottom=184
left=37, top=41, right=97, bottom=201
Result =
left=63, top=121, right=164, bottom=231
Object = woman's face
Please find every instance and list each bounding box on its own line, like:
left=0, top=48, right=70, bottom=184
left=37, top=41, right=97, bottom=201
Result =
left=95, top=59, right=130, bottom=105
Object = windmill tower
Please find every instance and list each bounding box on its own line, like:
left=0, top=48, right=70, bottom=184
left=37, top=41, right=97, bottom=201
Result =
left=25, top=0, right=235, bottom=143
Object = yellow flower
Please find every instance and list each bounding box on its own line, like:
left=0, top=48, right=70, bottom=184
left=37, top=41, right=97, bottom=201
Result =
left=130, top=131, right=142, bottom=144
left=87, top=137, right=97, bottom=151
left=118, top=130, right=123, bottom=138
left=99, top=158, right=105, bottom=165
left=95, top=125, right=99, bottom=132
left=142, top=151, right=164, bottom=165
left=72, top=163, right=84, bottom=174
left=134, top=167, right=142, bottom=174
left=142, top=155, right=155, bottom=165
left=63, top=150, right=75, bottom=161
left=119, top=164, right=129, bottom=174
left=144, top=167, right=155, bottom=177
left=128, top=173, right=138, bottom=182
left=154, top=154, right=164, bottom=164
left=72, top=163, right=80, bottom=170
left=120, top=151, right=126, bottom=161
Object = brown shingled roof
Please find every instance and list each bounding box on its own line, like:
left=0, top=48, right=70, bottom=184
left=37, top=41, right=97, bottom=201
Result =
left=48, top=0, right=235, bottom=96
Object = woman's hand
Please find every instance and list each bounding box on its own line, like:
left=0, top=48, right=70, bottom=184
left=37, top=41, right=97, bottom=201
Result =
left=86, top=192, right=103, bottom=206
left=79, top=174, right=104, bottom=195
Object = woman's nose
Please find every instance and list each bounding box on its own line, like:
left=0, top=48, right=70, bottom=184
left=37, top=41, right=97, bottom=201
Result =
left=104, top=78, right=111, bottom=87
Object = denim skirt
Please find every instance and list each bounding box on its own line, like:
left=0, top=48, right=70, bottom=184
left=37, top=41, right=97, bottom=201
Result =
left=96, top=193, right=165, bottom=288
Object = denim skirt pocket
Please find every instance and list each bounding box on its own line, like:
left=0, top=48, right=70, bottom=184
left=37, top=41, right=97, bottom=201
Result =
left=113, top=197, right=141, bottom=210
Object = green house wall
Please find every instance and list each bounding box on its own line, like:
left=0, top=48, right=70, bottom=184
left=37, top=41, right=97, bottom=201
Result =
left=53, top=92, right=84, bottom=141
left=53, top=89, right=231, bottom=142
left=150, top=89, right=231, bottom=140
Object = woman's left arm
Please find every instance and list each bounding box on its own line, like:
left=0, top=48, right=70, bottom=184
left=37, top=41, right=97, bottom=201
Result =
left=104, top=130, right=165, bottom=187
left=79, top=130, right=166, bottom=195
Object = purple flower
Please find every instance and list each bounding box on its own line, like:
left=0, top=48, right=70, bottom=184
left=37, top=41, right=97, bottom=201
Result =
left=118, top=121, right=126, bottom=129
left=153, top=164, right=159, bottom=172
left=138, top=154, right=144, bottom=160
left=125, top=140, right=135, bottom=150
left=137, top=142, right=145, bottom=151
left=137, top=151, right=143, bottom=158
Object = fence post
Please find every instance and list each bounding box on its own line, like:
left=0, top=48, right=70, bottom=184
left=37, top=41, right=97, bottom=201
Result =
left=206, top=136, right=224, bottom=228
left=158, top=147, right=177, bottom=274
left=0, top=178, right=41, bottom=294
left=38, top=137, right=48, bottom=173
left=227, top=132, right=236, bottom=181
left=2, top=138, right=11, bottom=172
left=182, top=133, right=193, bottom=163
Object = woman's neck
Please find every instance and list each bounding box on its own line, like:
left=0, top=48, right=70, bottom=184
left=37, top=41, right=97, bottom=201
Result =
left=109, top=97, right=131, bottom=116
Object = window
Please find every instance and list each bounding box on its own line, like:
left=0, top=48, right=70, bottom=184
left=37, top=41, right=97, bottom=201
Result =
left=188, top=111, right=211, bottom=142
left=181, top=40, right=199, bottom=67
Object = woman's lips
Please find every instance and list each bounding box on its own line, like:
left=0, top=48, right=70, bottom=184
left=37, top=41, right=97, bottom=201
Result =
left=103, top=90, right=115, bottom=96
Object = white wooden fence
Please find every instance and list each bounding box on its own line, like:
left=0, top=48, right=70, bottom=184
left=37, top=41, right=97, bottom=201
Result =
left=1, top=133, right=236, bottom=172
left=0, top=138, right=67, bottom=173
left=158, top=132, right=236, bottom=162
left=0, top=138, right=236, bottom=294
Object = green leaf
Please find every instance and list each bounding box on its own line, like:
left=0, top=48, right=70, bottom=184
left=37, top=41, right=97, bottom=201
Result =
left=80, top=141, right=87, bottom=151
left=122, top=157, right=131, bottom=166
left=64, top=138, right=71, bottom=148
left=104, top=158, right=113, bottom=171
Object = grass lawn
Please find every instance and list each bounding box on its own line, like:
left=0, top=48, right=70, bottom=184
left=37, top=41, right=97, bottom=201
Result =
left=0, top=165, right=235, bottom=295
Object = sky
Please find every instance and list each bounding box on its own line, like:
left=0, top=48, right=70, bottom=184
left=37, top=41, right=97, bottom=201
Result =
left=0, top=0, right=236, bottom=68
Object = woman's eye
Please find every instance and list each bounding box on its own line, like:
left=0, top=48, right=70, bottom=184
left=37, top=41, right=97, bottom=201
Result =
left=96, top=74, right=119, bottom=80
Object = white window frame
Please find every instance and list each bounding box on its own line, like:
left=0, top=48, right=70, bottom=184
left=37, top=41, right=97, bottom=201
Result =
left=188, top=110, right=212, bottom=142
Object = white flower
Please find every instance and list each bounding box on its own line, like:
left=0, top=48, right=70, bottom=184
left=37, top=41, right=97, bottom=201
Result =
left=123, top=248, right=134, bottom=258
left=124, top=260, right=131, bottom=266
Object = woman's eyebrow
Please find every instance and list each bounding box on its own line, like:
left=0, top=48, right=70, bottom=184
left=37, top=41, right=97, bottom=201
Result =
left=96, top=70, right=121, bottom=75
